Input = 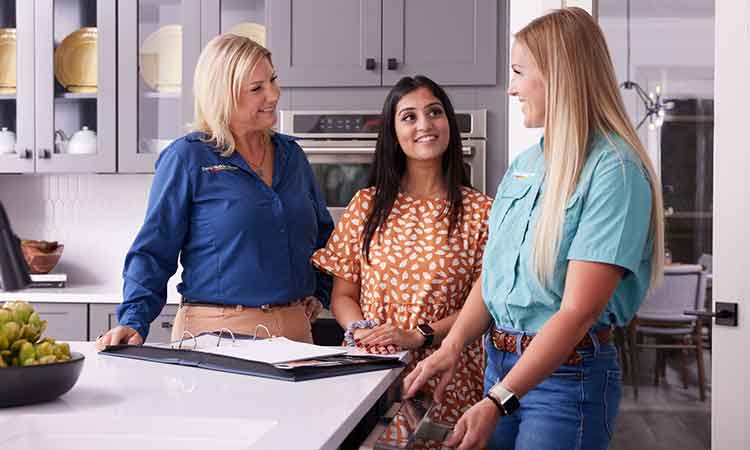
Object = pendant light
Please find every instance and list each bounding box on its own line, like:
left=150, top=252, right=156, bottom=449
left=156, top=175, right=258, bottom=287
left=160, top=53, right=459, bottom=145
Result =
left=619, top=0, right=674, bottom=129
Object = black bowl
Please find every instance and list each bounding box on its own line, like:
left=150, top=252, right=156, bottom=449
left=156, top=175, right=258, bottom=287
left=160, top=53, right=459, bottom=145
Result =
left=0, top=352, right=85, bottom=407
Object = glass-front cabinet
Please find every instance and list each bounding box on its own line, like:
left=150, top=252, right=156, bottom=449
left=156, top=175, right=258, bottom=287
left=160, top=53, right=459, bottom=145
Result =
left=36, top=0, right=116, bottom=173
left=0, top=0, right=116, bottom=174
left=0, top=0, right=33, bottom=173
left=203, top=0, right=266, bottom=46
left=118, top=0, right=265, bottom=173
left=1, top=0, right=268, bottom=174
left=118, top=0, right=201, bottom=173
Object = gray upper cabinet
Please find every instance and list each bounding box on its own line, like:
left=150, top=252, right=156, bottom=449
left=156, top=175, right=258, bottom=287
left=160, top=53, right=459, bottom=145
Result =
left=381, top=0, right=497, bottom=86
left=268, top=0, right=382, bottom=87
left=267, top=0, right=497, bottom=88
left=35, top=0, right=117, bottom=173
left=117, top=0, right=202, bottom=174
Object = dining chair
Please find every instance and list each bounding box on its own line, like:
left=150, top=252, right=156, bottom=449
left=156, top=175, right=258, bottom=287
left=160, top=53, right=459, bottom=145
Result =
left=627, top=264, right=707, bottom=401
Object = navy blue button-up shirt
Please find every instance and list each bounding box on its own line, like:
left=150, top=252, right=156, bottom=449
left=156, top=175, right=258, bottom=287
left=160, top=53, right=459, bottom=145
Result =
left=117, top=132, right=334, bottom=340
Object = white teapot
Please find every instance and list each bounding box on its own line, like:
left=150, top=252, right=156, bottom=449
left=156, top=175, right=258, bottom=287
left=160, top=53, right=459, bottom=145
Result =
left=0, top=127, right=16, bottom=154
left=55, top=126, right=97, bottom=154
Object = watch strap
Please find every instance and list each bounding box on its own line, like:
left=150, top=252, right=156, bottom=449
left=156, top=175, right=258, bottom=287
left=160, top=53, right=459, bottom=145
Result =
left=488, top=383, right=520, bottom=416
left=416, top=323, right=435, bottom=348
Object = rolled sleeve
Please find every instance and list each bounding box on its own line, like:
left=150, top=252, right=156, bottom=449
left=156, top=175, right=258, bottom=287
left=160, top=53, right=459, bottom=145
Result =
left=567, top=157, right=653, bottom=275
left=118, top=146, right=192, bottom=340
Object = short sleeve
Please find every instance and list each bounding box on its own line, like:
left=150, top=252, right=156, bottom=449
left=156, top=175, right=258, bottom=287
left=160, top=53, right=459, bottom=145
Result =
left=567, top=155, right=653, bottom=275
left=311, top=189, right=371, bottom=283
left=470, top=194, right=493, bottom=282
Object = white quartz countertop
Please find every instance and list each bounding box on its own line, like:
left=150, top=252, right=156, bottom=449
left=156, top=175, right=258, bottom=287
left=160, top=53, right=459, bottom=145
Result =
left=0, top=342, right=405, bottom=450
left=0, top=285, right=181, bottom=304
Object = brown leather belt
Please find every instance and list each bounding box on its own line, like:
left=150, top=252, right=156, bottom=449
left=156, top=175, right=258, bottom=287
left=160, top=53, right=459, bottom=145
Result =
left=181, top=297, right=305, bottom=312
left=490, top=327, right=612, bottom=365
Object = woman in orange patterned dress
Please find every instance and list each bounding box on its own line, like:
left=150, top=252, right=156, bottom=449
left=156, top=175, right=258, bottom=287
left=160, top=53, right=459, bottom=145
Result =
left=312, top=75, right=492, bottom=425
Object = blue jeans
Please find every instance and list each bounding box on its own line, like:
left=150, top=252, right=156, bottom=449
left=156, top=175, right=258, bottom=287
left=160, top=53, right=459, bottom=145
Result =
left=484, top=327, right=621, bottom=450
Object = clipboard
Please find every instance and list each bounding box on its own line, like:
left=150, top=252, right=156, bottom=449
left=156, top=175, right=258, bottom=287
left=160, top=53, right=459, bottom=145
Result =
left=99, top=330, right=405, bottom=382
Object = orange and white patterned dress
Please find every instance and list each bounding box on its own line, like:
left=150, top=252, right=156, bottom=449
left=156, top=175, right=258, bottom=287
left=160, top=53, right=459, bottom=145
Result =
left=312, top=186, right=493, bottom=424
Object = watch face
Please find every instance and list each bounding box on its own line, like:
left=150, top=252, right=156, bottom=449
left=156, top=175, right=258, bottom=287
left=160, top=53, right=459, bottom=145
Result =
left=417, top=323, right=434, bottom=336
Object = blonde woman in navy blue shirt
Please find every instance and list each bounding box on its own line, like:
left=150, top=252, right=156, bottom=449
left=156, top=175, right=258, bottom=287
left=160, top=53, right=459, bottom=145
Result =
left=96, top=34, right=333, bottom=348
left=404, top=8, right=664, bottom=450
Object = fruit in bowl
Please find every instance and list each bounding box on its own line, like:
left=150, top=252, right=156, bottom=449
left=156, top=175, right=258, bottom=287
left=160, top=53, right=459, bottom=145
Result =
left=20, top=239, right=64, bottom=274
left=0, top=301, right=84, bottom=407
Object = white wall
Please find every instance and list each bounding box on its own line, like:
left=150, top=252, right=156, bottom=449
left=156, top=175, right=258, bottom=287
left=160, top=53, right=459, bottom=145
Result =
left=506, top=1, right=554, bottom=163
left=0, top=174, right=179, bottom=294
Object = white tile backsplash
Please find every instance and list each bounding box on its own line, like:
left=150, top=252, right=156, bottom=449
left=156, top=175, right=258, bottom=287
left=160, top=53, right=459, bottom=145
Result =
left=0, top=174, right=181, bottom=295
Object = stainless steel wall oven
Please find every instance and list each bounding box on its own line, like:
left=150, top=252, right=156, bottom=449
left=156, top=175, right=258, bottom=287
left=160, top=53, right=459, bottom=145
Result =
left=280, top=110, right=487, bottom=222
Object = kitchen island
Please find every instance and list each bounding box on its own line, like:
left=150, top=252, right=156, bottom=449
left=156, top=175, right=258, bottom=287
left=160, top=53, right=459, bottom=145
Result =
left=0, top=342, right=404, bottom=450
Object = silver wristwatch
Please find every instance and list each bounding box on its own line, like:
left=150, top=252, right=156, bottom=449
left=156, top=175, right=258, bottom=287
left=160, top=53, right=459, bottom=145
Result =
left=486, top=383, right=520, bottom=416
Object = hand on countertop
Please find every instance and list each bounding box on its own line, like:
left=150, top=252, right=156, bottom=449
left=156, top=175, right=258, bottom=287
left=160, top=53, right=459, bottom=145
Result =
left=357, top=324, right=425, bottom=353
left=95, top=325, right=143, bottom=350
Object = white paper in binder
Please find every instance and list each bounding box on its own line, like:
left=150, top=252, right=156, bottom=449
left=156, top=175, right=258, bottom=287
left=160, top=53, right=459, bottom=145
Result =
left=174, top=334, right=349, bottom=365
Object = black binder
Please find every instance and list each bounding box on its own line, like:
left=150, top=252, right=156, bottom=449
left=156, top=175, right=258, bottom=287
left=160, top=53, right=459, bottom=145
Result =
left=100, top=344, right=405, bottom=382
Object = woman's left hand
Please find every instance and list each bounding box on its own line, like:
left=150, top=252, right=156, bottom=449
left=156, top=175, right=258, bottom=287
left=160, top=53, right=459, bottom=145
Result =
left=303, top=297, right=323, bottom=322
left=444, top=398, right=501, bottom=450
left=358, top=324, right=424, bottom=350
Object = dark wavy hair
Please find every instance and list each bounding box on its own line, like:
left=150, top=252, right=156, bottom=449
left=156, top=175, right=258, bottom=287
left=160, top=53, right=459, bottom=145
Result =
left=362, top=75, right=471, bottom=263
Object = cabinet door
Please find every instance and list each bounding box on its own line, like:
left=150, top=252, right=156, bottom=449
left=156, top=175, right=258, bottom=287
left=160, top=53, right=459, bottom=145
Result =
left=382, top=0, right=497, bottom=86
left=89, top=303, right=178, bottom=344
left=31, top=302, right=88, bottom=341
left=201, top=0, right=266, bottom=48
left=268, top=0, right=381, bottom=87
left=35, top=0, right=116, bottom=173
left=118, top=0, right=201, bottom=174
left=0, top=0, right=34, bottom=173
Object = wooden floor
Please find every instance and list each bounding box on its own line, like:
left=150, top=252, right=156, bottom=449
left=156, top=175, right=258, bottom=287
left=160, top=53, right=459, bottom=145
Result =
left=610, top=349, right=711, bottom=450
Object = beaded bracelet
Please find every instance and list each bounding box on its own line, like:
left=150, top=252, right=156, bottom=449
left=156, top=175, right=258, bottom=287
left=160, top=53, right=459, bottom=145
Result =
left=344, top=319, right=379, bottom=347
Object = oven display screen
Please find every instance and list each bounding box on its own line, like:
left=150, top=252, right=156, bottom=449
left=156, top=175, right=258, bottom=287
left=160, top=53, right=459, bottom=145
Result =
left=293, top=113, right=473, bottom=134
left=293, top=114, right=383, bottom=134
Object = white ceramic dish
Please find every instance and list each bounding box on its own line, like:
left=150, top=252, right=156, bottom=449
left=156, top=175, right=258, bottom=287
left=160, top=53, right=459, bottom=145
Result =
left=139, top=25, right=182, bottom=93
left=227, top=22, right=266, bottom=47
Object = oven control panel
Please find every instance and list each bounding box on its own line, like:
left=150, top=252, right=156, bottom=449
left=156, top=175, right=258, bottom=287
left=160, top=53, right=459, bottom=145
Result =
left=293, top=114, right=383, bottom=134
left=281, top=111, right=483, bottom=139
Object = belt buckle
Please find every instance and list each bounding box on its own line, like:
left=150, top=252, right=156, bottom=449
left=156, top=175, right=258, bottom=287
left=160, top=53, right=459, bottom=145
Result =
left=260, top=304, right=272, bottom=313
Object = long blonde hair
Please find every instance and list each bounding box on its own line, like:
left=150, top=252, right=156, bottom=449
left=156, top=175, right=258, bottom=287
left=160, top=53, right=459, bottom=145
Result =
left=516, top=7, right=664, bottom=289
left=192, top=33, right=272, bottom=156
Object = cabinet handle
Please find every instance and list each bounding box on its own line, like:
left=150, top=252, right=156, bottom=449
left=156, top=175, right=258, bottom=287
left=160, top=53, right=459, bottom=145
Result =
left=161, top=321, right=173, bottom=329
left=18, top=149, right=32, bottom=159
left=38, top=149, right=51, bottom=159
left=365, top=58, right=376, bottom=71
left=387, top=58, right=398, bottom=70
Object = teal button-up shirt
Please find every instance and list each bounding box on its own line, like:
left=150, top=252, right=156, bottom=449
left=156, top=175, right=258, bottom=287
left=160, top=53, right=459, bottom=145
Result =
left=482, top=133, right=654, bottom=332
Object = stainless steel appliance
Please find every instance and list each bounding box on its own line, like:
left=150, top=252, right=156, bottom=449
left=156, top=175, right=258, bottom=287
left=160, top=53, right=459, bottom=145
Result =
left=280, top=110, right=487, bottom=222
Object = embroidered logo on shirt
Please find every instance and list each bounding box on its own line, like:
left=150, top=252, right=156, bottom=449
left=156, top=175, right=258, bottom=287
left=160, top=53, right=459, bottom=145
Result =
left=512, top=171, right=535, bottom=180
left=201, top=164, right=239, bottom=174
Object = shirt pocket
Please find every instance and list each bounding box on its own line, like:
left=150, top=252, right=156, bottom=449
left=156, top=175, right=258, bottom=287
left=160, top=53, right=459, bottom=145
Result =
left=561, top=191, right=584, bottom=242
left=491, top=181, right=533, bottom=233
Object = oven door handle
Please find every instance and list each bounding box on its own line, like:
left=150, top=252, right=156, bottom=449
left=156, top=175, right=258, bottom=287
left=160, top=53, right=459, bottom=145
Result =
left=302, top=147, right=376, bottom=155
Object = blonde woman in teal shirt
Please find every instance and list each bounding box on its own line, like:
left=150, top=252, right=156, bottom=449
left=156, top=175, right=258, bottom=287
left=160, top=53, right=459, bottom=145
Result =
left=404, top=8, right=664, bottom=450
